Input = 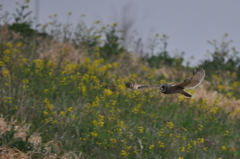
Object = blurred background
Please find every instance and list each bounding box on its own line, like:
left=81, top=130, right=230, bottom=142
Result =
left=1, top=0, right=240, bottom=66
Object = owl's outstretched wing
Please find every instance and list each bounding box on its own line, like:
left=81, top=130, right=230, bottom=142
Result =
left=172, top=68, right=205, bottom=89
left=125, top=82, right=159, bottom=90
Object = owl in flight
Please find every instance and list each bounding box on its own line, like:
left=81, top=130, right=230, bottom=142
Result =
left=125, top=68, right=205, bottom=98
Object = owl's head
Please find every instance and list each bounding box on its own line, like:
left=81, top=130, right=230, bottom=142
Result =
left=125, top=82, right=134, bottom=89
left=159, top=83, right=172, bottom=93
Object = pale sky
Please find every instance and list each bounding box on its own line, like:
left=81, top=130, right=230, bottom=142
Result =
left=1, top=0, right=240, bottom=66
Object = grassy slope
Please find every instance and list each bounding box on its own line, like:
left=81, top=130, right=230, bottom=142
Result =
left=1, top=26, right=240, bottom=159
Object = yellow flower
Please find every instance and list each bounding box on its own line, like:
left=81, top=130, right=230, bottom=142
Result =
left=221, top=146, right=227, bottom=151
left=71, top=115, right=76, bottom=119
left=13, top=106, right=18, bottom=110
left=44, top=89, right=49, bottom=94
left=159, top=142, right=165, bottom=147
left=67, top=107, right=73, bottom=112
left=224, top=131, right=229, bottom=136
left=6, top=42, right=13, bottom=48
left=120, top=150, right=128, bottom=158
left=113, top=23, right=118, bottom=27
left=16, top=42, right=23, bottom=47
left=112, top=62, right=118, bottom=68
left=45, top=104, right=53, bottom=110
left=52, top=120, right=58, bottom=124
left=166, top=122, right=174, bottom=129
left=203, top=147, right=208, bottom=151
left=3, top=49, right=11, bottom=55
left=34, top=59, right=44, bottom=69
left=158, top=129, right=165, bottom=136
left=103, top=89, right=112, bottom=96
left=110, top=138, right=117, bottom=143
left=43, top=111, right=48, bottom=115
left=95, top=20, right=100, bottom=24
left=3, top=69, right=10, bottom=76
left=44, top=98, right=50, bottom=104
left=59, top=111, right=66, bottom=116
left=197, top=138, right=204, bottom=143
left=180, top=147, right=185, bottom=152
left=0, top=61, right=4, bottom=66
left=149, top=144, right=155, bottom=150
left=138, top=126, right=144, bottom=133
left=3, top=56, right=10, bottom=63
left=91, top=131, right=98, bottom=137
left=198, top=124, right=203, bottom=131
left=4, top=83, right=10, bottom=86
left=22, top=79, right=29, bottom=84
left=4, top=97, right=12, bottom=103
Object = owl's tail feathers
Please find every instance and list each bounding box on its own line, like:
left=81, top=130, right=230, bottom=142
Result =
left=181, top=91, right=192, bottom=98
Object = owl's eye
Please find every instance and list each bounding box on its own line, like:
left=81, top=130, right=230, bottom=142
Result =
left=160, top=85, right=166, bottom=92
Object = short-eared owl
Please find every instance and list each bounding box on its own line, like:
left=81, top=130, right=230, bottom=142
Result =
left=126, top=68, right=205, bottom=98
left=125, top=82, right=159, bottom=90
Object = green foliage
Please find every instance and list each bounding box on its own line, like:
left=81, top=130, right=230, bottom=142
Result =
left=0, top=129, right=34, bottom=153
left=144, top=51, right=184, bottom=68
left=1, top=2, right=240, bottom=158
left=100, top=26, right=125, bottom=59
left=7, top=1, right=49, bottom=38
left=199, top=35, right=240, bottom=79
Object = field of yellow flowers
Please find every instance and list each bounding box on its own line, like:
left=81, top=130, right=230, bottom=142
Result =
left=1, top=18, right=240, bottom=159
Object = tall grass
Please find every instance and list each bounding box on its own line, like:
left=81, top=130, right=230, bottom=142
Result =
left=1, top=1, right=240, bottom=159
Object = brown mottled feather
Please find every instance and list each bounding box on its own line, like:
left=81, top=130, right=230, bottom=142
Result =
left=172, top=68, right=205, bottom=89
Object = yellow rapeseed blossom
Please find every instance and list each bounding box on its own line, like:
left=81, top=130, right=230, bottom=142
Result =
left=149, top=144, right=155, bottom=150
left=67, top=107, right=73, bottom=112
left=0, top=61, right=4, bottom=66
left=212, top=74, right=221, bottom=82
left=180, top=147, right=185, bottom=152
left=13, top=106, right=18, bottom=110
left=224, top=130, right=229, bottom=136
left=34, top=59, right=44, bottom=69
left=91, top=131, right=98, bottom=137
left=120, top=150, right=128, bottom=158
left=203, top=147, right=208, bottom=151
left=3, top=56, right=10, bottom=63
left=59, top=111, right=66, bottom=117
left=64, top=63, right=78, bottom=74
left=52, top=120, right=58, bottom=124
left=43, top=111, right=48, bottom=115
left=197, top=138, right=204, bottom=143
left=6, top=42, right=13, bottom=48
left=138, top=126, right=144, bottom=133
left=221, top=146, right=227, bottom=151
left=110, top=138, right=117, bottom=143
left=3, top=49, right=11, bottom=55
left=112, top=62, right=118, bottom=68
left=4, top=97, right=12, bottom=103
left=3, top=69, right=10, bottom=76
left=166, top=122, right=174, bottom=129
left=44, top=89, right=49, bottom=94
left=44, top=98, right=50, bottom=104
left=198, top=124, right=203, bottom=131
left=45, top=104, right=53, bottom=111
left=159, top=142, right=165, bottom=147
left=71, top=115, right=76, bottom=119
left=158, top=129, right=165, bottom=136
left=16, top=42, right=23, bottom=47
left=22, top=79, right=29, bottom=84
left=103, top=89, right=113, bottom=96
left=217, top=84, right=224, bottom=91
left=4, top=83, right=10, bottom=86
